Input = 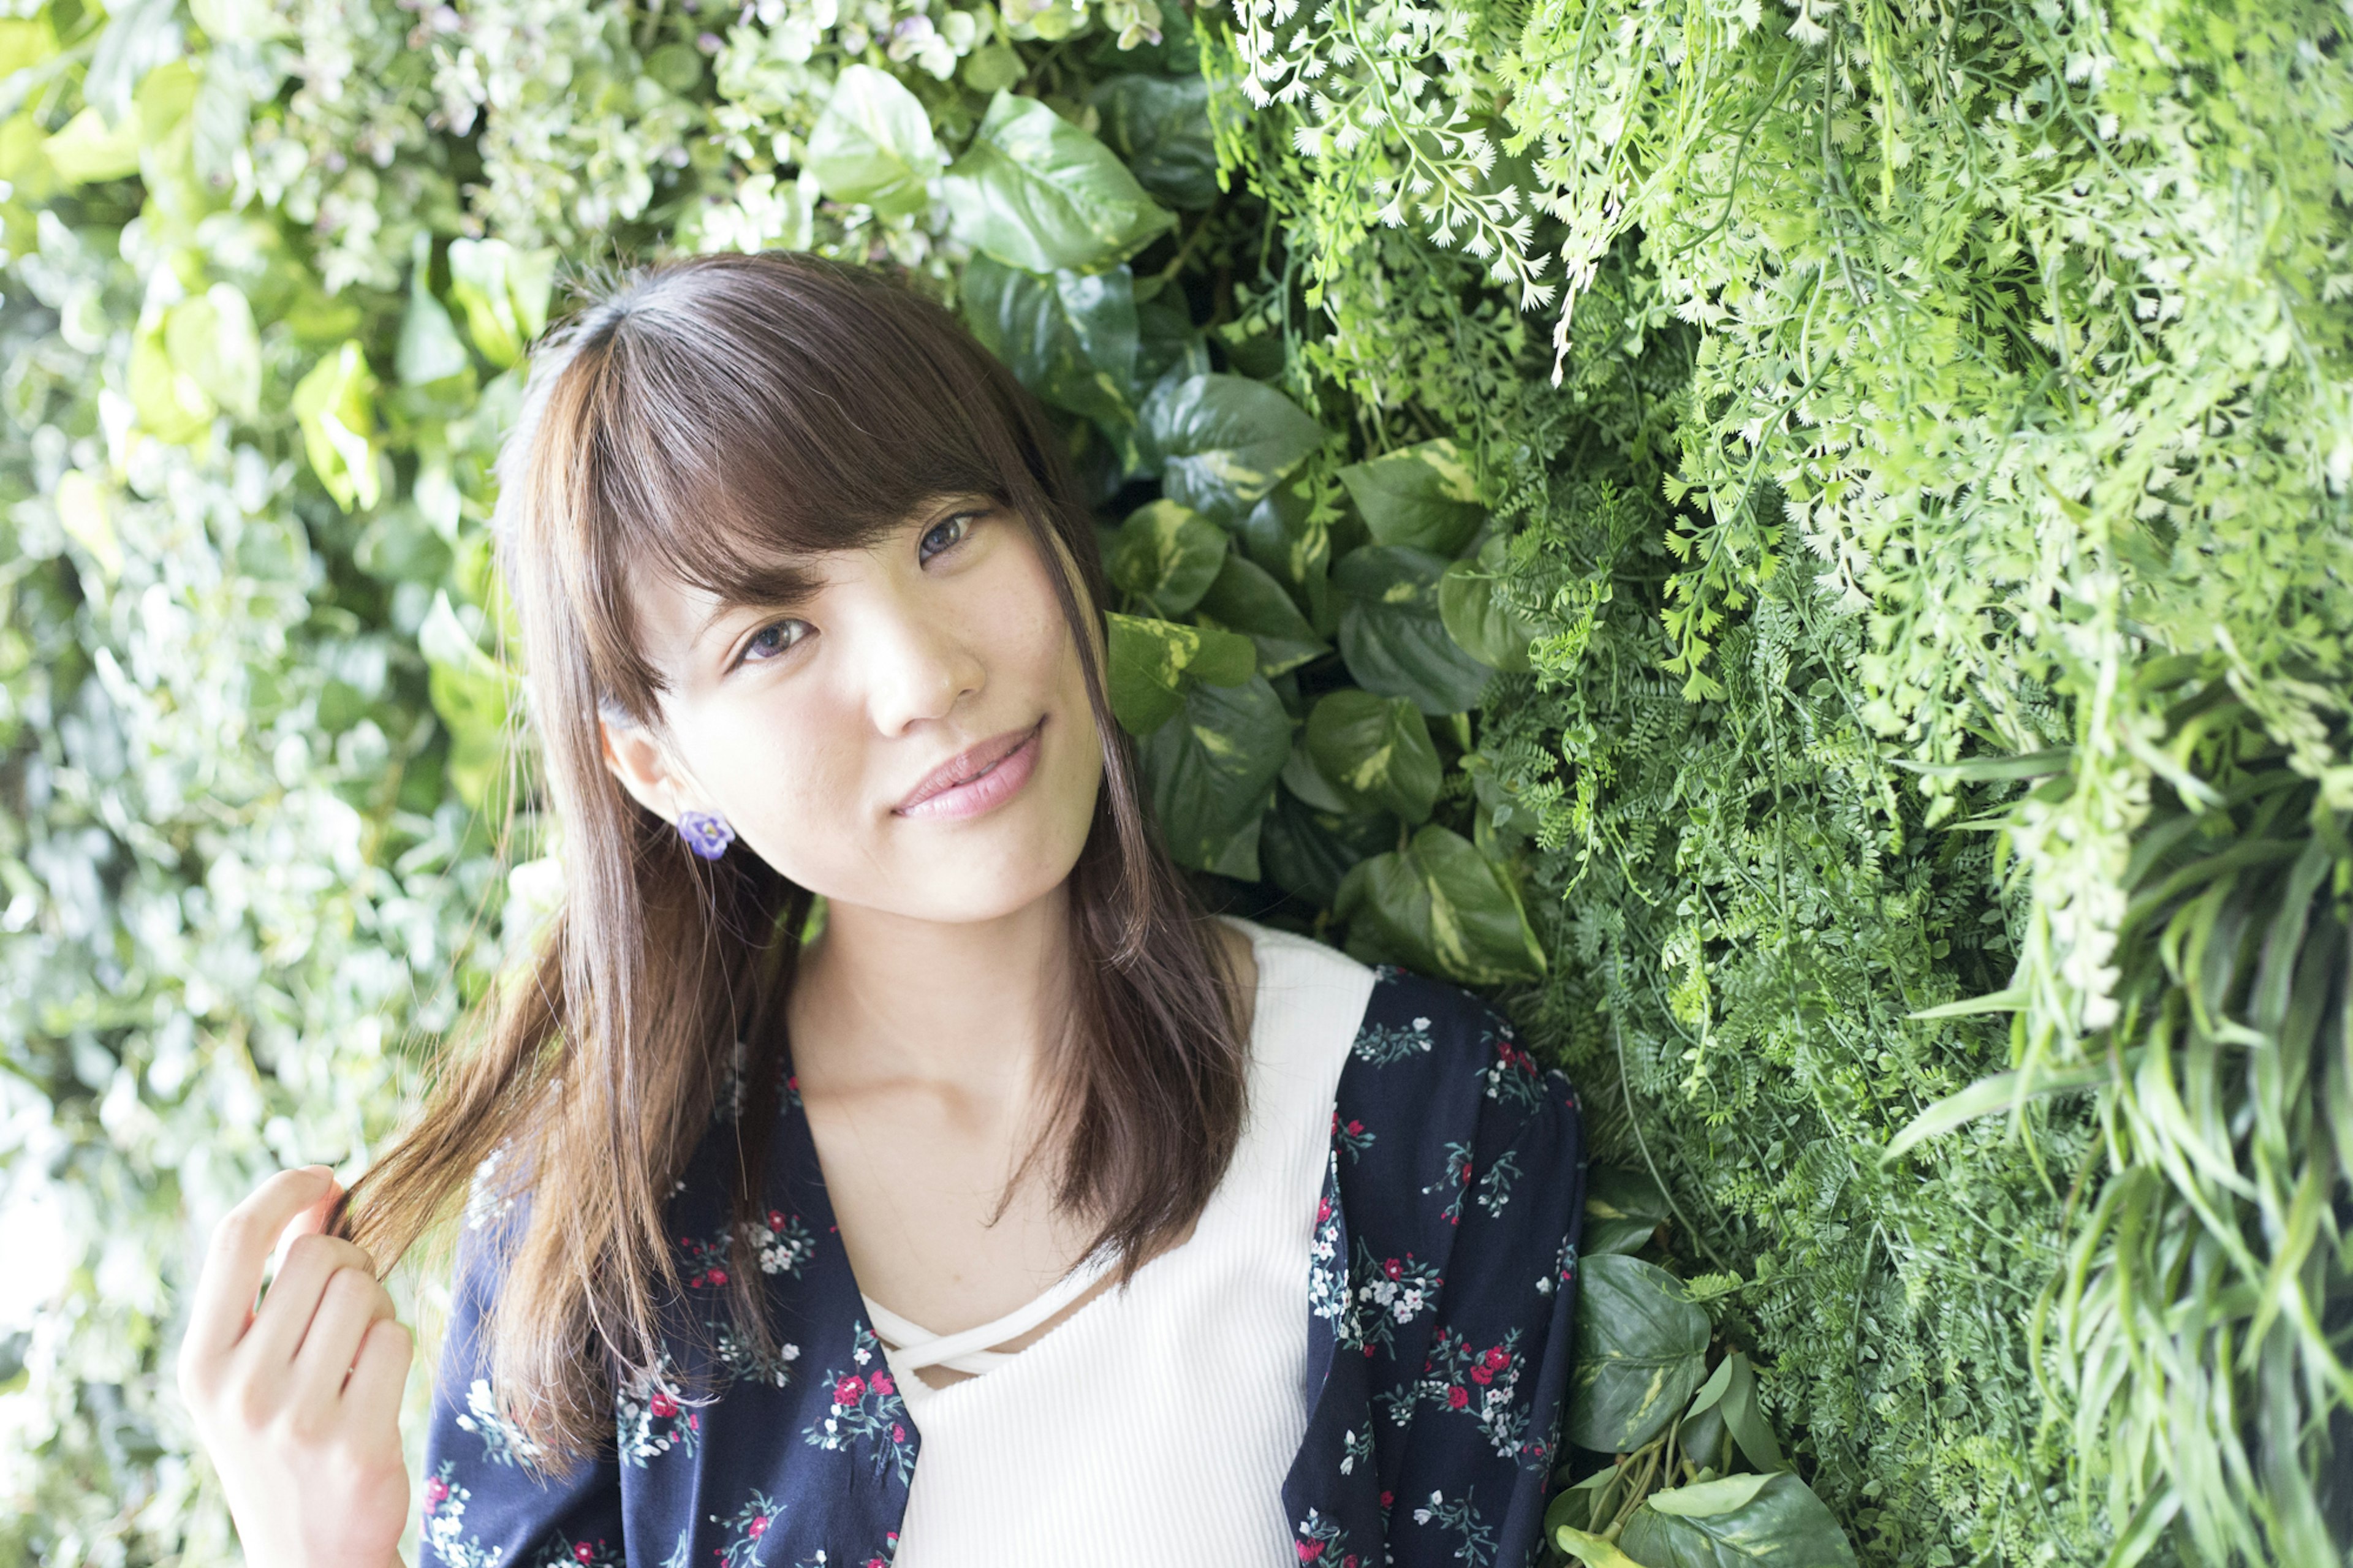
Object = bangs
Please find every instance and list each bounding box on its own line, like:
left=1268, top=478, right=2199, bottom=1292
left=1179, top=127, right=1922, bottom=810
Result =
left=520, top=254, right=1063, bottom=721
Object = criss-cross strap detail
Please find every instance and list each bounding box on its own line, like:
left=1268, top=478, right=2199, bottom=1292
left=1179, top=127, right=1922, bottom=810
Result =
left=863, top=1244, right=1120, bottom=1376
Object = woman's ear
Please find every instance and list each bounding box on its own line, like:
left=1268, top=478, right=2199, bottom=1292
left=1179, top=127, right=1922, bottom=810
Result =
left=600, top=713, right=692, bottom=823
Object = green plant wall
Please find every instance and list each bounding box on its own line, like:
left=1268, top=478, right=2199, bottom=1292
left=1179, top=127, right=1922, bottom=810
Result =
left=1, top=0, right=2346, bottom=1565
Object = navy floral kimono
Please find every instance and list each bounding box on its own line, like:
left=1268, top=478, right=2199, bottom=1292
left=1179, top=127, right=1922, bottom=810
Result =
left=420, top=961, right=1587, bottom=1568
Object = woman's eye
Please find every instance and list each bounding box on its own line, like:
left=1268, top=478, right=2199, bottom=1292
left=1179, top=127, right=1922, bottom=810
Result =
left=740, top=618, right=810, bottom=665
left=919, top=511, right=980, bottom=563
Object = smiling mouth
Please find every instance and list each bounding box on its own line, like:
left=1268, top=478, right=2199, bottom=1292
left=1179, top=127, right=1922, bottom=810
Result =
left=892, top=718, right=1048, bottom=820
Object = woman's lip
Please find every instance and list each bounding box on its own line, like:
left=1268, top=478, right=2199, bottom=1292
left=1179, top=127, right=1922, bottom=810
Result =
left=893, top=719, right=1047, bottom=819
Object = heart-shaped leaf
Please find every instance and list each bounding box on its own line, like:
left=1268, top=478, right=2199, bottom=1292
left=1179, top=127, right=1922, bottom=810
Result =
left=1335, top=824, right=1547, bottom=985
left=1335, top=546, right=1497, bottom=714
left=1086, top=72, right=1219, bottom=210
left=1566, top=1252, right=1711, bottom=1453
left=1337, top=436, right=1485, bottom=555
left=963, top=256, right=1140, bottom=431
left=803, top=63, right=943, bottom=218
left=1618, top=1472, right=1859, bottom=1568
left=1305, top=689, right=1441, bottom=824
left=1439, top=534, right=1538, bottom=672
left=1137, top=674, right=1291, bottom=879
left=1142, top=373, right=1327, bottom=523
left=1108, top=499, right=1227, bottom=618
left=941, top=89, right=1175, bottom=271
left=1104, top=611, right=1254, bottom=735
left=1194, top=550, right=1327, bottom=675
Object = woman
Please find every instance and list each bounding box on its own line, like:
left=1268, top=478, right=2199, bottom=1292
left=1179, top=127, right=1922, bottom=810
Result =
left=175, top=250, right=1587, bottom=1568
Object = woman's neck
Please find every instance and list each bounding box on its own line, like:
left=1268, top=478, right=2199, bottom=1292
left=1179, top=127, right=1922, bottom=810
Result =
left=786, top=884, right=1077, bottom=1103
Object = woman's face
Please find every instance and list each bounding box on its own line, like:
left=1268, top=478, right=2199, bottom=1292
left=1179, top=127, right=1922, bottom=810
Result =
left=605, top=494, right=1105, bottom=924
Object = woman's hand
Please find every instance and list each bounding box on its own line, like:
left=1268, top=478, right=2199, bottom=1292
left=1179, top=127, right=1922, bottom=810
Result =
left=176, top=1165, right=413, bottom=1568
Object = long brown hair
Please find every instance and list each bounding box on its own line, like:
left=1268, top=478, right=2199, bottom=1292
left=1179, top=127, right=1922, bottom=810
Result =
left=344, top=249, right=1249, bottom=1466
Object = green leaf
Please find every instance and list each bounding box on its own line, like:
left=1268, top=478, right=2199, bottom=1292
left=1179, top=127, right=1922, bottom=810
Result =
left=1585, top=1166, right=1672, bottom=1255
left=940, top=90, right=1175, bottom=271
left=1566, top=1252, right=1711, bottom=1452
left=1337, top=437, right=1485, bottom=555
left=1108, top=499, right=1227, bottom=618
left=1260, top=787, right=1395, bottom=907
left=1552, top=1528, right=1651, bottom=1568
left=447, top=238, right=556, bottom=368
left=1336, top=546, right=1497, bottom=714
left=44, top=104, right=142, bottom=184
left=1194, top=550, right=1328, bottom=675
left=963, top=256, right=1139, bottom=432
left=1136, top=674, right=1291, bottom=879
left=291, top=341, right=382, bottom=512
left=1305, top=690, right=1440, bottom=824
left=418, top=591, right=517, bottom=811
left=1335, top=824, right=1547, bottom=985
left=162, top=284, right=262, bottom=422
left=1439, top=534, right=1537, bottom=672
left=1716, top=1354, right=1786, bottom=1474
left=1618, top=1472, right=1860, bottom=1568
left=803, top=63, right=943, bottom=219
left=1141, top=373, right=1327, bottom=522
left=1086, top=73, right=1219, bottom=210
left=1879, top=1061, right=2110, bottom=1164
left=396, top=238, right=473, bottom=388
left=1104, top=611, right=1254, bottom=735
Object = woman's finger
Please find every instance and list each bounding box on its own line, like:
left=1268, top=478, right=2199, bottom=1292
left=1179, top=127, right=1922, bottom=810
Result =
left=181, top=1167, right=339, bottom=1367
left=235, top=1232, right=379, bottom=1375
left=286, top=1267, right=396, bottom=1420
left=338, top=1316, right=415, bottom=1433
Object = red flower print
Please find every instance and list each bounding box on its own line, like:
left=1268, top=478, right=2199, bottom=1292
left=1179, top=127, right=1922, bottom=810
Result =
left=708, top=1268, right=728, bottom=1286
left=1316, top=1195, right=1332, bottom=1223
left=834, top=1374, right=866, bottom=1406
left=1383, top=1258, right=1403, bottom=1281
left=688, top=1414, right=700, bottom=1430
left=1469, top=1364, right=1493, bottom=1385
left=1346, top=1119, right=1365, bottom=1135
left=1296, top=1542, right=1324, bottom=1562
left=423, top=1476, right=449, bottom=1512
left=768, top=1210, right=786, bottom=1230
left=871, top=1372, right=895, bottom=1397
left=1344, top=1558, right=1358, bottom=1568
left=746, top=1517, right=767, bottom=1540
left=1381, top=1491, right=1394, bottom=1509
left=650, top=1391, right=678, bottom=1417
left=892, top=1423, right=907, bottom=1442
left=1483, top=1347, right=1512, bottom=1371
left=573, top=1544, right=594, bottom=1563
left=1446, top=1385, right=1469, bottom=1409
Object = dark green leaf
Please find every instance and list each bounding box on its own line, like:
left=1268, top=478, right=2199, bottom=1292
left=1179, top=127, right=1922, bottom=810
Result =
left=940, top=90, right=1175, bottom=272
left=1336, top=545, right=1496, bottom=714
left=802, top=63, right=942, bottom=218
left=1305, top=689, right=1440, bottom=824
left=1194, top=550, right=1327, bottom=675
left=1439, top=535, right=1537, bottom=672
left=1260, top=787, right=1395, bottom=907
left=1716, top=1354, right=1786, bottom=1473
left=1619, top=1472, right=1860, bottom=1568
left=963, top=256, right=1139, bottom=430
left=1086, top=73, right=1219, bottom=210
left=1336, top=436, right=1485, bottom=555
left=1585, top=1166, right=1672, bottom=1255
left=1142, top=373, right=1327, bottom=523
left=1108, top=499, right=1226, bottom=618
left=1334, top=824, right=1547, bottom=985
left=1136, top=674, right=1291, bottom=879
left=1566, top=1252, right=1711, bottom=1453
left=1104, top=612, right=1254, bottom=735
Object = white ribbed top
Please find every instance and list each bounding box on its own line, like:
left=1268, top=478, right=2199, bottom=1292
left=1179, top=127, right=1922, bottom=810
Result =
left=866, top=915, right=1376, bottom=1566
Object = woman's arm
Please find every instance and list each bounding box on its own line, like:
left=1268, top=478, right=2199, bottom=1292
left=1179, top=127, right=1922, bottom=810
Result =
left=1376, top=996, right=1588, bottom=1568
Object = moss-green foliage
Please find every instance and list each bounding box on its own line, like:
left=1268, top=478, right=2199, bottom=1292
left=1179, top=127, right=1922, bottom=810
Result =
left=1215, top=0, right=2352, bottom=1562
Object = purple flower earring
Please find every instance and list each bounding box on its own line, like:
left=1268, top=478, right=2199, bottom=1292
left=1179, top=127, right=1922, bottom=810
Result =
left=676, top=808, right=735, bottom=860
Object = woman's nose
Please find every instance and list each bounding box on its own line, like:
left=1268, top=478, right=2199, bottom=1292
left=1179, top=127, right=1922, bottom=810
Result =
left=858, top=595, right=984, bottom=735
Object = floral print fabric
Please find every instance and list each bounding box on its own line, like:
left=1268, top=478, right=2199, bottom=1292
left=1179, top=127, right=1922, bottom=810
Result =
left=421, top=961, right=1586, bottom=1568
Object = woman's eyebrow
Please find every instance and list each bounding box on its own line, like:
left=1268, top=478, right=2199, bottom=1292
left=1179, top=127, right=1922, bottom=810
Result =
left=689, top=565, right=825, bottom=647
